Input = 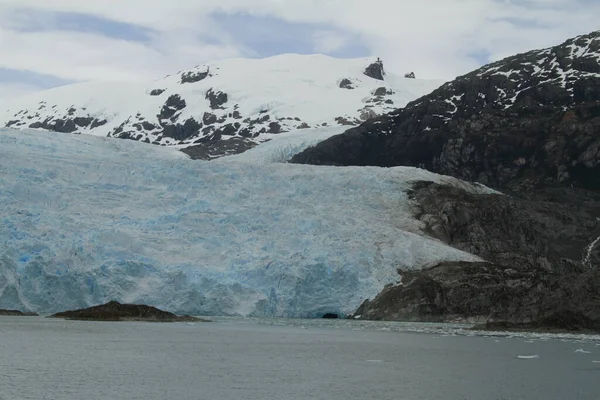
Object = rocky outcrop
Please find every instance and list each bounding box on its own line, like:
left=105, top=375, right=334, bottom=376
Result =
left=0, top=309, right=38, bottom=316
left=181, top=67, right=210, bottom=84
left=205, top=89, right=228, bottom=109
left=364, top=59, right=385, bottom=81
left=339, top=78, right=355, bottom=89
left=181, top=136, right=258, bottom=160
left=159, top=94, right=186, bottom=120
left=149, top=89, right=165, bottom=96
left=404, top=72, right=416, bottom=79
left=29, top=118, right=77, bottom=133
left=50, top=301, right=209, bottom=322
left=352, top=181, right=600, bottom=331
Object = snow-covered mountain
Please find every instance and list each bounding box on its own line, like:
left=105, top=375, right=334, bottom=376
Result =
left=0, top=55, right=442, bottom=159
left=0, top=128, right=489, bottom=317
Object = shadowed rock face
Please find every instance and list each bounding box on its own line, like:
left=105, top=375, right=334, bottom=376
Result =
left=50, top=301, right=209, bottom=322
left=352, top=182, right=600, bottom=331
left=364, top=60, right=385, bottom=81
left=356, top=182, right=600, bottom=330
left=181, top=136, right=258, bottom=160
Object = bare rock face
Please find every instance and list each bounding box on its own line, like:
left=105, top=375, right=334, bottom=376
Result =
left=181, top=68, right=209, bottom=84
left=205, top=89, right=228, bottom=109
left=339, top=78, right=355, bottom=89
left=352, top=182, right=600, bottom=331
left=159, top=95, right=187, bottom=120
left=181, top=136, right=258, bottom=160
left=50, top=301, right=209, bottom=322
left=364, top=58, right=385, bottom=81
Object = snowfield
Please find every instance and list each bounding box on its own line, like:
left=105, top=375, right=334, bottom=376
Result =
left=0, top=128, right=485, bottom=317
left=0, top=54, right=443, bottom=150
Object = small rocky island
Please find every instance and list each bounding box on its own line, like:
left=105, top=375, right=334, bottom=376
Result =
left=50, top=301, right=209, bottom=322
left=0, top=309, right=38, bottom=316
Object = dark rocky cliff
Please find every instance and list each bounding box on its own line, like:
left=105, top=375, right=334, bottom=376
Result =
left=292, top=31, right=600, bottom=193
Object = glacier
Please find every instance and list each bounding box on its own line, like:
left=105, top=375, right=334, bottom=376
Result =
left=0, top=128, right=485, bottom=317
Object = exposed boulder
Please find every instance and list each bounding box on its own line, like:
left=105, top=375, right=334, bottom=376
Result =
left=373, top=87, right=388, bottom=96
left=159, top=94, right=186, bottom=120
left=73, top=117, right=93, bottom=127
left=339, top=78, right=355, bottom=89
left=359, top=109, right=378, bottom=121
left=162, top=118, right=202, bottom=141
left=181, top=137, right=258, bottom=160
left=206, top=89, right=228, bottom=109
left=181, top=67, right=209, bottom=84
left=364, top=58, right=385, bottom=81
left=150, top=89, right=165, bottom=96
left=213, top=123, right=238, bottom=136
left=29, top=118, right=77, bottom=133
left=268, top=122, right=282, bottom=133
left=335, top=116, right=356, bottom=126
left=202, top=112, right=218, bottom=125
left=90, top=119, right=107, bottom=129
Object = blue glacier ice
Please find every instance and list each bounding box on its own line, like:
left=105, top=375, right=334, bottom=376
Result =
left=0, top=129, right=485, bottom=317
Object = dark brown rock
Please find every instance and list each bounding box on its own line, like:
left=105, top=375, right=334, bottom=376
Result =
left=352, top=181, right=600, bottom=331
left=0, top=309, right=38, bottom=316
left=50, top=301, right=210, bottom=322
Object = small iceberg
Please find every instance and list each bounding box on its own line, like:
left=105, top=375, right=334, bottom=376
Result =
left=517, top=355, right=539, bottom=359
left=575, top=349, right=592, bottom=354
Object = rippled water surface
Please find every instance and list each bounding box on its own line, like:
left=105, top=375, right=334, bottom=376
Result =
left=1, top=317, right=599, bottom=400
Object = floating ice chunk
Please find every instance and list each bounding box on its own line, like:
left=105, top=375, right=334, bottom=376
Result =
left=575, top=349, right=592, bottom=354
left=517, top=355, right=539, bottom=359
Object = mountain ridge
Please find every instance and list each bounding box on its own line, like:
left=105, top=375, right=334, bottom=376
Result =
left=291, top=30, right=600, bottom=192
left=1, top=54, right=442, bottom=160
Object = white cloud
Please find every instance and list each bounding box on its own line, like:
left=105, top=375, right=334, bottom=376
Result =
left=0, top=0, right=598, bottom=86
left=0, top=81, right=43, bottom=100
left=312, top=30, right=350, bottom=53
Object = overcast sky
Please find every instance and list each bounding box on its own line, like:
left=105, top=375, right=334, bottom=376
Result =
left=0, top=0, right=598, bottom=99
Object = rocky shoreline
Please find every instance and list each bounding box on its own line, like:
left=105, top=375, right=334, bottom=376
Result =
left=350, top=182, right=600, bottom=333
left=49, top=301, right=210, bottom=323
left=0, top=309, right=38, bottom=316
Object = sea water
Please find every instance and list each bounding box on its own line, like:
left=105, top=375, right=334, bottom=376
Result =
left=0, top=317, right=598, bottom=400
